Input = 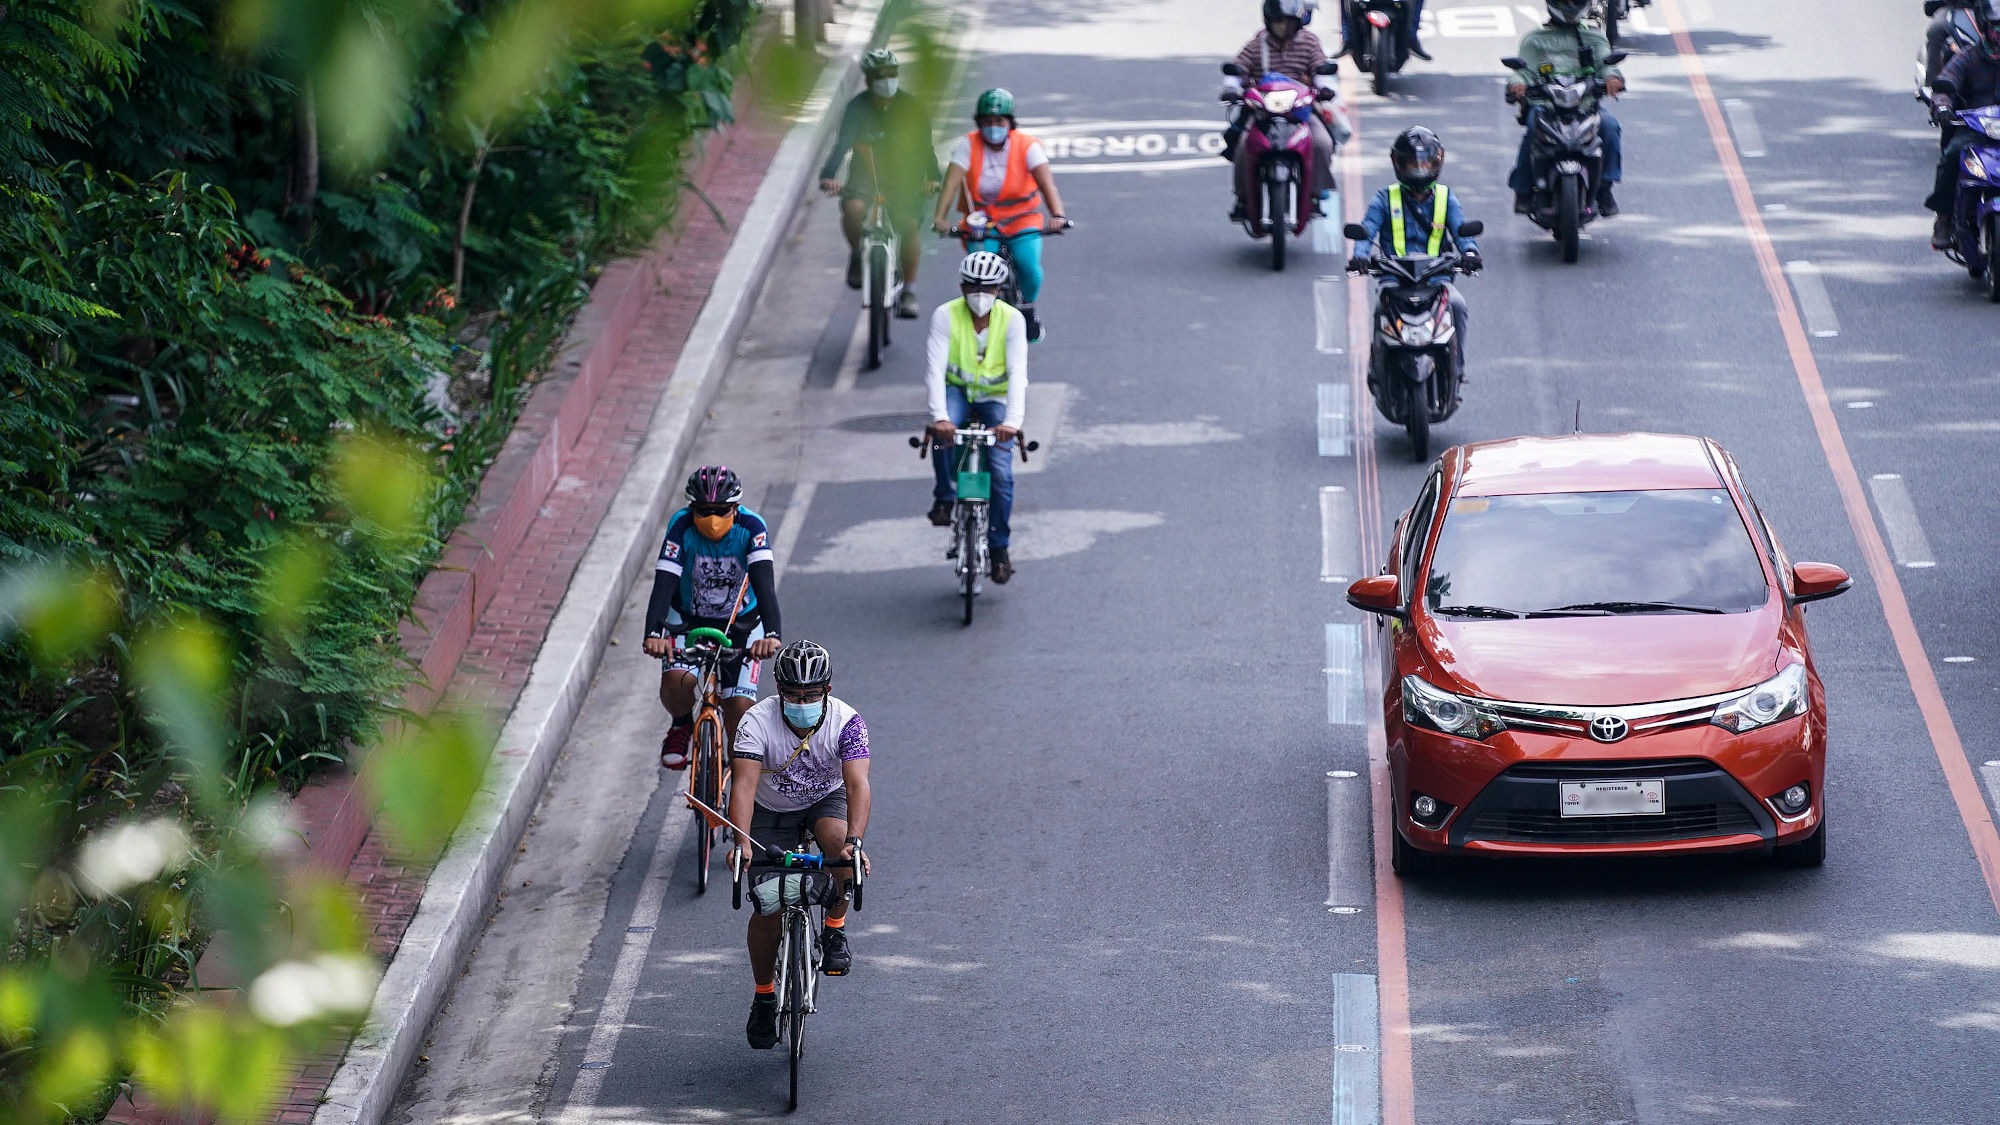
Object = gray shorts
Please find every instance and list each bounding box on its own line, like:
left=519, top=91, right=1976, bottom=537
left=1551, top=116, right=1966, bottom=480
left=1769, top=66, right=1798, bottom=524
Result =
left=749, top=789, right=849, bottom=852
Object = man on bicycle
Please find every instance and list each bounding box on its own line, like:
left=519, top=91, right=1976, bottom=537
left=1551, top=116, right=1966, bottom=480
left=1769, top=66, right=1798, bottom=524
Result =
left=727, top=640, right=873, bottom=1050
left=923, top=251, right=1027, bottom=584
left=932, top=87, right=1072, bottom=343
left=642, top=465, right=783, bottom=769
left=819, top=48, right=940, bottom=319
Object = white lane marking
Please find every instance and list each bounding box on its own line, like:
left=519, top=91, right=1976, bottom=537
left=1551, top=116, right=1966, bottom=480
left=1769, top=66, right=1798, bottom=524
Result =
left=1867, top=474, right=1938, bottom=569
left=1977, top=761, right=2000, bottom=846
left=1686, top=0, right=1715, bottom=22
left=831, top=305, right=870, bottom=393
left=1783, top=260, right=1840, bottom=338
left=1723, top=99, right=1767, bottom=158
left=1060, top=420, right=1240, bottom=453
left=1316, top=277, right=1346, bottom=356
left=1325, top=769, right=1369, bottom=909
left=1847, top=400, right=1874, bottom=409
left=796, top=509, right=1162, bottom=574
left=558, top=806, right=687, bottom=1120
left=1318, top=383, right=1351, bottom=457
left=769, top=480, right=817, bottom=585
left=1325, top=622, right=1364, bottom=725
left=1946, top=656, right=1978, bottom=664
left=1331, top=973, right=1382, bottom=1125
left=1321, top=486, right=1356, bottom=583
left=1434, top=5, right=1517, bottom=36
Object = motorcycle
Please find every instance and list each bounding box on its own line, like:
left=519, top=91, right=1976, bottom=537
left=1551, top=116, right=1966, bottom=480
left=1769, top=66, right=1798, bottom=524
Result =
left=1222, top=62, right=1341, bottom=271
left=1917, top=4, right=1980, bottom=108
left=1587, top=0, right=1650, bottom=47
left=1933, top=84, right=2000, bottom=302
left=1344, top=0, right=1414, bottom=96
left=1344, top=219, right=1484, bottom=461
left=1503, top=50, right=1626, bottom=263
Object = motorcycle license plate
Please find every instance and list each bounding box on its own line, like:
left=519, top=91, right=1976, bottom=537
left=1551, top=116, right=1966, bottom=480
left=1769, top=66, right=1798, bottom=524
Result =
left=957, top=471, right=991, bottom=501
left=1559, top=779, right=1665, bottom=817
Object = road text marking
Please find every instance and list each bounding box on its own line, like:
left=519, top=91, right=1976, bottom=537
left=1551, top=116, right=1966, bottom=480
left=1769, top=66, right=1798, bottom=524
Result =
left=1867, top=474, right=1937, bottom=569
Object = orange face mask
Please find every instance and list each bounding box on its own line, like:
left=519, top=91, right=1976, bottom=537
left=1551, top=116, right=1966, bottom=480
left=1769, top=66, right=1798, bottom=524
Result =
left=694, top=513, right=736, bottom=540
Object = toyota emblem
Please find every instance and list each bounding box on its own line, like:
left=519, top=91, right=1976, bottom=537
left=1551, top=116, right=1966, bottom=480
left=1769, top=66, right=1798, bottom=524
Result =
left=1588, top=715, right=1630, bottom=743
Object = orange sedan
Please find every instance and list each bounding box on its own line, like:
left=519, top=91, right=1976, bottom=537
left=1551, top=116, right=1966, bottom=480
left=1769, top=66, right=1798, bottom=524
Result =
left=1347, top=433, right=1852, bottom=876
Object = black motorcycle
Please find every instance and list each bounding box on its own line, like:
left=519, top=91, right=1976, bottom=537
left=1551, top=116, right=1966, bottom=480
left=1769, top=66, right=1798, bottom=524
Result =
left=1344, top=219, right=1483, bottom=461
left=1504, top=50, right=1626, bottom=263
left=1346, top=0, right=1415, bottom=96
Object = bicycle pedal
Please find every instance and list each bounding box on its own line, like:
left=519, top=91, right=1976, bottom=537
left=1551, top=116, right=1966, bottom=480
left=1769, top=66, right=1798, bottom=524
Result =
left=821, top=967, right=848, bottom=977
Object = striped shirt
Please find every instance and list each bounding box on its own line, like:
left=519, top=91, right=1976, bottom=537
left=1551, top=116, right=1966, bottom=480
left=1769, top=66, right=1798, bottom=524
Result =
left=1234, top=28, right=1328, bottom=86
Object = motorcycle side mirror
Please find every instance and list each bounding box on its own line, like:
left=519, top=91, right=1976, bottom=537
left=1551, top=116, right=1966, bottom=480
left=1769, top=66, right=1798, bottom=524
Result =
left=1314, top=61, right=1340, bottom=75
left=1458, top=220, right=1484, bottom=238
left=1935, top=78, right=1960, bottom=96
left=1347, top=575, right=1406, bottom=620
left=1500, top=56, right=1528, bottom=71
left=1343, top=222, right=1369, bottom=240
left=1604, top=51, right=1628, bottom=66
left=1222, top=62, right=1246, bottom=77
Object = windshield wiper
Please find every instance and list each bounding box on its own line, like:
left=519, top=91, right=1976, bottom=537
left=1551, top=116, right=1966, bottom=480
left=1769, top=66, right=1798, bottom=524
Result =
left=1433, top=604, right=1522, bottom=619
left=1528, top=600, right=1726, bottom=617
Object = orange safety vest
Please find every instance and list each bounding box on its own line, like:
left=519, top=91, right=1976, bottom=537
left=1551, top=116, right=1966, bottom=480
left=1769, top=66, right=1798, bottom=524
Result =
left=962, top=130, right=1047, bottom=237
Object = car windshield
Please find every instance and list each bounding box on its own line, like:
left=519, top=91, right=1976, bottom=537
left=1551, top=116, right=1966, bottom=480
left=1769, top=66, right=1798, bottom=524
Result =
left=1424, top=489, right=1771, bottom=616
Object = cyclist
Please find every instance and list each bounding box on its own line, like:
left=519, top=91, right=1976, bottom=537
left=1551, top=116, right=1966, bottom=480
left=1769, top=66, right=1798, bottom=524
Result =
left=727, top=640, right=873, bottom=1050
left=642, top=466, right=783, bottom=770
left=819, top=48, right=941, bottom=319
left=932, top=87, right=1072, bottom=343
left=923, top=251, right=1027, bottom=584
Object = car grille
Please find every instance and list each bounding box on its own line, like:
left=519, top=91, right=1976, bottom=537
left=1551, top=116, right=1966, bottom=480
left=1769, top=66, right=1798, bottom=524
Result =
left=1502, top=758, right=1716, bottom=780
left=1464, top=802, right=1762, bottom=845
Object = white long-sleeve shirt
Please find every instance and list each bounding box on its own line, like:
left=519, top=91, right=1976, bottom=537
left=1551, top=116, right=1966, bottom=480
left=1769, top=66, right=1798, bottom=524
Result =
left=924, top=301, right=1027, bottom=430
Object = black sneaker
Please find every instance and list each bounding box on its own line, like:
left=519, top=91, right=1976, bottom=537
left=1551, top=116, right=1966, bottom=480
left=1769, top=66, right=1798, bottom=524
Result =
left=1408, top=38, right=1433, bottom=61
left=990, top=545, right=1014, bottom=584
left=1513, top=192, right=1533, bottom=216
left=1933, top=212, right=1956, bottom=251
left=1023, top=306, right=1043, bottom=343
left=820, top=926, right=852, bottom=975
left=746, top=994, right=779, bottom=1049
left=928, top=499, right=954, bottom=527
left=1229, top=201, right=1246, bottom=223
left=845, top=250, right=862, bottom=290
left=1596, top=185, right=1620, bottom=218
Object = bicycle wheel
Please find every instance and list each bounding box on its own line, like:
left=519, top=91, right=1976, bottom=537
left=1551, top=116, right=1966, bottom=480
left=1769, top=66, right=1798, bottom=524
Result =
left=866, top=242, right=888, bottom=369
left=692, top=714, right=723, bottom=895
left=959, top=510, right=977, bottom=626
left=787, top=910, right=809, bottom=1111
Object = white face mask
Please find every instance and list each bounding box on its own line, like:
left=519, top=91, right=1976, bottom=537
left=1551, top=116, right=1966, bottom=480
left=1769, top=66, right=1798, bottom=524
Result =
left=964, top=291, right=997, bottom=316
left=871, top=77, right=898, bottom=99
left=980, top=123, right=1010, bottom=147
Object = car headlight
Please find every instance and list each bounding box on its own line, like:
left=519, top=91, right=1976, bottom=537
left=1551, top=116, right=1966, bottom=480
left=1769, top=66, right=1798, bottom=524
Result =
left=1399, top=320, right=1436, bottom=347
left=1710, top=663, right=1808, bottom=733
left=1402, top=675, right=1507, bottom=740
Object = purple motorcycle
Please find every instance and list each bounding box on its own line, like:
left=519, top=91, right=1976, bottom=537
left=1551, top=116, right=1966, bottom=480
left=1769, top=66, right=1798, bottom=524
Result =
left=1222, top=62, right=1338, bottom=271
left=1938, top=93, right=2000, bottom=301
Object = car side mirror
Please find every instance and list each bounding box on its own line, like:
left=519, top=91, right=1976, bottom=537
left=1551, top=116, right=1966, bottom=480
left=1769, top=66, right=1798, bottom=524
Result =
left=1222, top=62, right=1246, bottom=77
left=1789, top=562, right=1852, bottom=605
left=1314, top=61, right=1340, bottom=76
left=1501, top=56, right=1528, bottom=71
left=1605, top=51, right=1628, bottom=66
left=1343, top=222, right=1369, bottom=240
left=1458, top=220, right=1484, bottom=238
left=1347, top=574, right=1406, bottom=619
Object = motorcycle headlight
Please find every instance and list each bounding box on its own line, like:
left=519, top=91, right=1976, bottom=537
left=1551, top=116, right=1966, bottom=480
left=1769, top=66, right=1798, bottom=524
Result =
left=1965, top=151, right=1992, bottom=182
left=1264, top=89, right=1300, bottom=115
left=1710, top=663, right=1808, bottom=734
left=1400, top=321, right=1436, bottom=346
left=1402, top=675, right=1507, bottom=741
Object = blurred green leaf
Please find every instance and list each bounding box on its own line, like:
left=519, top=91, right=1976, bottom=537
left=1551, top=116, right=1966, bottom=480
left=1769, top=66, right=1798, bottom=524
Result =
left=0, top=564, right=118, bottom=666
left=132, top=617, right=232, bottom=807
left=259, top=533, right=333, bottom=636
left=332, top=428, right=435, bottom=544
left=128, top=1005, right=293, bottom=1123
left=30, top=1026, right=113, bottom=1120
left=366, top=711, right=489, bottom=856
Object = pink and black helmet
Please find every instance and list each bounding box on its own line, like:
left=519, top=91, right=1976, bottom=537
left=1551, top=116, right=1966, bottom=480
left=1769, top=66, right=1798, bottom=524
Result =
left=685, top=465, right=743, bottom=505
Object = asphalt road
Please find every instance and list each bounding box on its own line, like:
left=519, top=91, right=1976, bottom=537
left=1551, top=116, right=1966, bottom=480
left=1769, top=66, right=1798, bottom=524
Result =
left=392, top=1, right=2000, bottom=1122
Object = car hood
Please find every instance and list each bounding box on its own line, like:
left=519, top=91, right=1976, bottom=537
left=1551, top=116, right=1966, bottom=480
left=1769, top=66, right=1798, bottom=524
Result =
left=1418, top=609, right=1784, bottom=706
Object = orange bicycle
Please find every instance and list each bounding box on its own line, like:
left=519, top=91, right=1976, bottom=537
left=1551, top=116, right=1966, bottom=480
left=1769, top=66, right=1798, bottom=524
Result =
left=678, top=626, right=739, bottom=895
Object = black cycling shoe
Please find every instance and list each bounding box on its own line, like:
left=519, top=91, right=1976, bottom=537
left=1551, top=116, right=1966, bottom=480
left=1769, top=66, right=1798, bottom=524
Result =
left=820, top=926, right=852, bottom=975
left=1022, top=305, right=1043, bottom=343
left=746, top=994, right=779, bottom=1049
left=845, top=250, right=862, bottom=290
left=990, top=545, right=1014, bottom=584
left=1596, top=185, right=1620, bottom=218
left=928, top=499, right=954, bottom=527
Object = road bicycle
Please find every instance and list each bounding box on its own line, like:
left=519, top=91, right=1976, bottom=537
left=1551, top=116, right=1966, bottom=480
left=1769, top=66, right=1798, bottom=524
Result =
left=676, top=626, right=739, bottom=895
left=854, top=142, right=901, bottom=370
left=909, top=426, right=1038, bottom=625
left=734, top=843, right=863, bottom=1112
left=942, top=211, right=1071, bottom=325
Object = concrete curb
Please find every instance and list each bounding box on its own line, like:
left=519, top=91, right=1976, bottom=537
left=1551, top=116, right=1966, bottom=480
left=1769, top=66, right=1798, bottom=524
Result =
left=310, top=5, right=886, bottom=1120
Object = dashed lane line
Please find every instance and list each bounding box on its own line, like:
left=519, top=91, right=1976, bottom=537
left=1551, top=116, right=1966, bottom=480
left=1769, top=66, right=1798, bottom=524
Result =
left=1322, top=485, right=1357, bottom=583
left=1316, top=276, right=1347, bottom=355
left=1325, top=622, right=1364, bottom=726
left=1319, top=383, right=1352, bottom=457
left=1332, top=973, right=1383, bottom=1125
left=1723, top=99, right=1767, bottom=158
left=1783, top=260, right=1840, bottom=338
left=1867, top=474, right=1937, bottom=570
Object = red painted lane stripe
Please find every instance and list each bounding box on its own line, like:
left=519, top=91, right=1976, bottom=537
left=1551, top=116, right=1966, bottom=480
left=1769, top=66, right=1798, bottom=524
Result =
left=1660, top=0, right=2000, bottom=914
left=1341, top=99, right=1419, bottom=1125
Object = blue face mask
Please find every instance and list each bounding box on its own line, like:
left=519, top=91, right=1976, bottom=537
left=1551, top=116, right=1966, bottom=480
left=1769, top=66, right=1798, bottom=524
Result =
left=980, top=123, right=1010, bottom=147
left=783, top=699, right=825, bottom=729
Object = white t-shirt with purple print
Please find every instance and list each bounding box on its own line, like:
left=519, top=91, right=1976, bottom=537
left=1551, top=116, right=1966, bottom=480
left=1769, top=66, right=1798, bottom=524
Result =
left=731, top=695, right=869, bottom=813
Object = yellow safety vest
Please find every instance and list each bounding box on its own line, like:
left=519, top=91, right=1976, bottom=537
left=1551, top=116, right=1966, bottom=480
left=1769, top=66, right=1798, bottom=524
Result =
left=944, top=298, right=1017, bottom=398
left=1388, top=183, right=1451, bottom=257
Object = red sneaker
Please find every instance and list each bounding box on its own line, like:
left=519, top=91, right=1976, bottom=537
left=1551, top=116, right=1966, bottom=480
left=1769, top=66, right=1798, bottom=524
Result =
left=660, top=725, right=691, bottom=770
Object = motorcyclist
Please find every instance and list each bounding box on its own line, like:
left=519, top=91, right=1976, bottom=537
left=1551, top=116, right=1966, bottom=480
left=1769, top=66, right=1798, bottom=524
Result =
left=1506, top=0, right=1627, bottom=218
left=1348, top=127, right=1481, bottom=379
left=1929, top=0, right=1981, bottom=85
left=1223, top=0, right=1345, bottom=221
left=1928, top=1, right=2000, bottom=248
left=933, top=88, right=1071, bottom=344
left=820, top=48, right=941, bottom=318
left=1335, top=0, right=1433, bottom=63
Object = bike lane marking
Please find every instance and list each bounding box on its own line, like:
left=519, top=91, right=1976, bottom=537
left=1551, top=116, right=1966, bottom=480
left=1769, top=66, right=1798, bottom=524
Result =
left=1661, top=0, right=2000, bottom=915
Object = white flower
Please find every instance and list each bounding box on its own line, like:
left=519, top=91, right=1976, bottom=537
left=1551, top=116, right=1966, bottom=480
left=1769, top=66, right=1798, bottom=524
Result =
left=73, top=819, right=193, bottom=898
left=239, top=795, right=302, bottom=855
left=249, top=954, right=380, bottom=1027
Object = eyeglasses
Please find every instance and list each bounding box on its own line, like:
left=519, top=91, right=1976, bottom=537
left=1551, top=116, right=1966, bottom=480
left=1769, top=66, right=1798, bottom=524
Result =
left=779, top=687, right=829, bottom=704
left=961, top=283, right=1002, bottom=294
left=691, top=503, right=737, bottom=518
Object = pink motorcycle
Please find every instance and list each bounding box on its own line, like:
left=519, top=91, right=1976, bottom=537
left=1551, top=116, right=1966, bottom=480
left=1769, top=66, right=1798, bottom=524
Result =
left=1222, top=62, right=1339, bottom=271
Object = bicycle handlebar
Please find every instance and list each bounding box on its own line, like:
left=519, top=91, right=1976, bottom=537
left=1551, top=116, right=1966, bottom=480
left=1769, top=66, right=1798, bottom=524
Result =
left=907, top=430, right=1042, bottom=463
left=685, top=626, right=734, bottom=648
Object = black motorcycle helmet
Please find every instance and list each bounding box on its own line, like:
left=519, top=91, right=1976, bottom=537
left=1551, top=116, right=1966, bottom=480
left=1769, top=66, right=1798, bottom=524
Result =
left=1263, top=0, right=1311, bottom=39
left=1980, top=0, right=2000, bottom=58
left=1547, top=0, right=1589, bottom=24
left=1390, top=127, right=1446, bottom=194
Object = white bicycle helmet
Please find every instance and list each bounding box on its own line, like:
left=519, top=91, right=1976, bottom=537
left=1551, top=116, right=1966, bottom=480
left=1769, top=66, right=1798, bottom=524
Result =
left=959, top=250, right=1011, bottom=287
left=773, top=639, right=832, bottom=691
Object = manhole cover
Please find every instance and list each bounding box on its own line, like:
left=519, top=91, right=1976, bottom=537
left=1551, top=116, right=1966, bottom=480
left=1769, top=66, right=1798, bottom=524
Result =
left=836, top=411, right=932, bottom=434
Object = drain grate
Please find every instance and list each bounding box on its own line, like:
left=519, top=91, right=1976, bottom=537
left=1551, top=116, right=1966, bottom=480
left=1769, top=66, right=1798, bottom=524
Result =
left=835, top=411, right=931, bottom=434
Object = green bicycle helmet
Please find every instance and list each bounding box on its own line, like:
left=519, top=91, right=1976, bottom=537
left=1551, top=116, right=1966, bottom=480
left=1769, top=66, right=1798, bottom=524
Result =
left=862, top=47, right=898, bottom=76
left=974, top=87, right=1016, bottom=121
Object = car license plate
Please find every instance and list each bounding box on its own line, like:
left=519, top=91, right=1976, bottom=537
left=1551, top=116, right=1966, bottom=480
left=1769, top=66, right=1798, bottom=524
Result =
left=1559, top=778, right=1665, bottom=817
